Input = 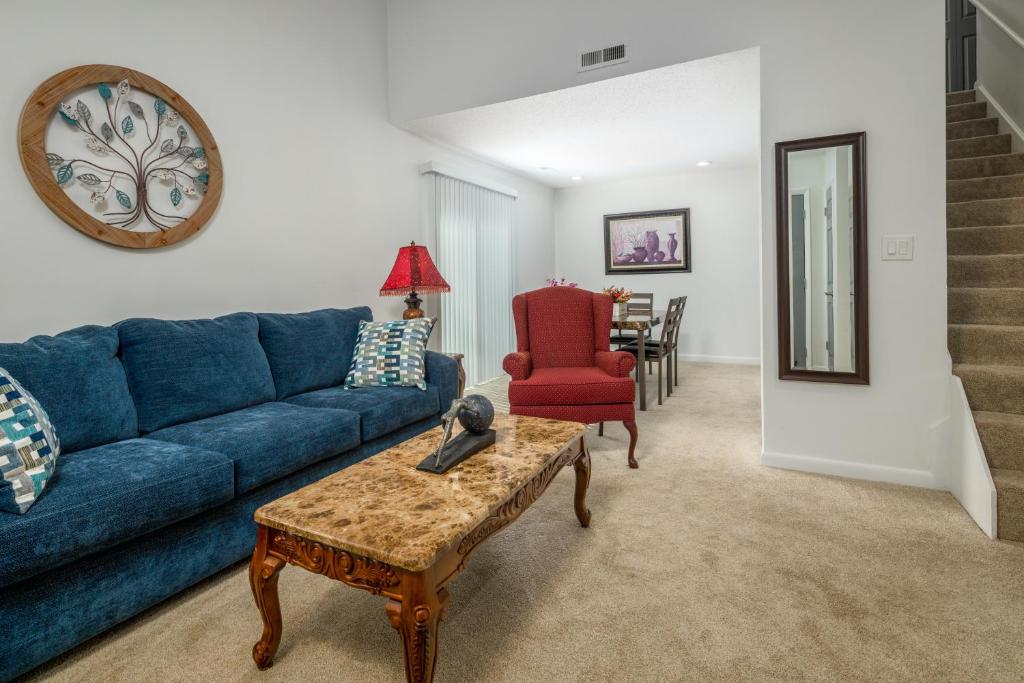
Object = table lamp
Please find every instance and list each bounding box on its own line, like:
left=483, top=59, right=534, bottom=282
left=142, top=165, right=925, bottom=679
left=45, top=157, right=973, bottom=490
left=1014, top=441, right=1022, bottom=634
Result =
left=379, top=241, right=451, bottom=319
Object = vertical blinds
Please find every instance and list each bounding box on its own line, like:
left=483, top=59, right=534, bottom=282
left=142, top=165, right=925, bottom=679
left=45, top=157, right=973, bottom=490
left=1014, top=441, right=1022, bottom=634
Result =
left=434, top=174, right=515, bottom=387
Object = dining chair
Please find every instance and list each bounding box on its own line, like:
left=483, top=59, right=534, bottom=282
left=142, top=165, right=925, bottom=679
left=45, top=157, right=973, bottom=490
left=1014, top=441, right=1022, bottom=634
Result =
left=621, top=296, right=686, bottom=405
left=671, top=297, right=685, bottom=387
left=609, top=292, right=654, bottom=349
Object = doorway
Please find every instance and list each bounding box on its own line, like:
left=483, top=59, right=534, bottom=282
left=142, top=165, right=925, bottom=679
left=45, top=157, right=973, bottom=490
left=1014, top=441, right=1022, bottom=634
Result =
left=789, top=189, right=810, bottom=369
left=946, top=0, right=977, bottom=92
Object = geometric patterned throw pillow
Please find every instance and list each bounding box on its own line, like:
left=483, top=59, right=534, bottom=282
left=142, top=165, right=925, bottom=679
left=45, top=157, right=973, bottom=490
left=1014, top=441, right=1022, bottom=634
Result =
left=344, top=318, right=435, bottom=391
left=0, top=367, right=60, bottom=514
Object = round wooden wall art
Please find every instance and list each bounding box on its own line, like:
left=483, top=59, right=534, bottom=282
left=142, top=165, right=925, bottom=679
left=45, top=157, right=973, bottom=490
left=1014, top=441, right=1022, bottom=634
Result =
left=18, top=65, right=222, bottom=249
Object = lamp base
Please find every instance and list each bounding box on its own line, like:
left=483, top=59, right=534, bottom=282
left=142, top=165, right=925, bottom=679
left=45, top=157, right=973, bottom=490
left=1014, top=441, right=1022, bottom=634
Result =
left=403, top=291, right=424, bottom=319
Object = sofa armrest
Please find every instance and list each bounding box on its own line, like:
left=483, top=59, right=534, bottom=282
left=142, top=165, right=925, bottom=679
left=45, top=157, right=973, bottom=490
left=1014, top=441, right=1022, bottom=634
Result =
left=425, top=351, right=462, bottom=413
left=502, top=351, right=532, bottom=381
left=595, top=350, right=636, bottom=378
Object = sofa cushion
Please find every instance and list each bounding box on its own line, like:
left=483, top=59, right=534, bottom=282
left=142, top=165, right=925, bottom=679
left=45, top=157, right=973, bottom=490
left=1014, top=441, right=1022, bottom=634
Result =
left=0, top=438, right=233, bottom=589
left=117, top=313, right=276, bottom=432
left=508, top=367, right=635, bottom=406
left=0, top=326, right=138, bottom=453
left=258, top=307, right=372, bottom=399
left=0, top=368, right=60, bottom=514
left=146, top=403, right=361, bottom=494
left=345, top=319, right=434, bottom=390
left=285, top=384, right=440, bottom=441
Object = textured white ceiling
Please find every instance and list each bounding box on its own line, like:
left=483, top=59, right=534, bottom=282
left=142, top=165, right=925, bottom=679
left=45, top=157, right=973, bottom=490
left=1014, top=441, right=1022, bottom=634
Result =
left=403, top=48, right=760, bottom=188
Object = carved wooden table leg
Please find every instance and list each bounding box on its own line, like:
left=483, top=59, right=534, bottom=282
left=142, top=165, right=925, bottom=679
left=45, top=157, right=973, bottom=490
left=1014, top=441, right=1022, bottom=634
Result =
left=250, top=525, right=286, bottom=670
left=386, top=568, right=449, bottom=683
left=573, top=443, right=592, bottom=527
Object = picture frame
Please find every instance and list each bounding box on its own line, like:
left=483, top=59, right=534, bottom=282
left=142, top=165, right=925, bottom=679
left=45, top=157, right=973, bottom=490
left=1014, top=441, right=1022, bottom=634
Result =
left=603, top=208, right=691, bottom=274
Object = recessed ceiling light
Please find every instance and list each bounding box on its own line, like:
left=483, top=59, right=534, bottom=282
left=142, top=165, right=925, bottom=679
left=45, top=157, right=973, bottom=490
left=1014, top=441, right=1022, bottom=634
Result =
left=696, top=160, right=712, bottom=167
left=539, top=166, right=552, bottom=171
left=571, top=175, right=583, bottom=180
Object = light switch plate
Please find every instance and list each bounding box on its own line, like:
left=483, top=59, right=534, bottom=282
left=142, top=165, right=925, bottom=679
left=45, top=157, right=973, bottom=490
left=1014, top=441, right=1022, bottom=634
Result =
left=882, top=234, right=914, bottom=261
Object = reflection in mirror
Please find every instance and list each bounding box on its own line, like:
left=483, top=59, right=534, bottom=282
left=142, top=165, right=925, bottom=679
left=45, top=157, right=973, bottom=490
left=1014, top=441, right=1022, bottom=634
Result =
left=787, top=144, right=855, bottom=372
left=776, top=132, right=867, bottom=384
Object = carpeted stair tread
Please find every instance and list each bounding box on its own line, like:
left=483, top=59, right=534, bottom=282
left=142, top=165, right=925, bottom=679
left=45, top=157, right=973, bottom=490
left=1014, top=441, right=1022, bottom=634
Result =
left=947, top=225, right=1024, bottom=255
left=947, top=118, right=999, bottom=141
left=949, top=287, right=1024, bottom=325
left=947, top=197, right=1024, bottom=228
left=948, top=153, right=1024, bottom=180
left=991, top=469, right=1024, bottom=541
left=947, top=90, right=976, bottom=106
left=948, top=324, right=1024, bottom=366
left=946, top=101, right=988, bottom=123
left=947, top=134, right=1012, bottom=160
left=947, top=175, right=1024, bottom=203
left=954, top=363, right=1024, bottom=415
left=974, top=411, right=1024, bottom=471
left=948, top=254, right=1024, bottom=287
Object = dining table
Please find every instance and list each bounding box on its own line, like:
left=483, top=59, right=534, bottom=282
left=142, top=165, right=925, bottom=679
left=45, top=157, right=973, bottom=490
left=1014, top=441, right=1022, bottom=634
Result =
left=610, top=310, right=662, bottom=411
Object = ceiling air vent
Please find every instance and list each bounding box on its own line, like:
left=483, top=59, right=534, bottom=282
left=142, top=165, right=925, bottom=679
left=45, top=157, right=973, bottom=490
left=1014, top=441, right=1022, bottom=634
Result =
left=578, top=42, right=629, bottom=72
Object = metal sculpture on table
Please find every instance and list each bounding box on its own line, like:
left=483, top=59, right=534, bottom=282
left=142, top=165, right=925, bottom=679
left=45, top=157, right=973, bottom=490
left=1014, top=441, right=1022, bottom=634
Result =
left=416, top=395, right=496, bottom=474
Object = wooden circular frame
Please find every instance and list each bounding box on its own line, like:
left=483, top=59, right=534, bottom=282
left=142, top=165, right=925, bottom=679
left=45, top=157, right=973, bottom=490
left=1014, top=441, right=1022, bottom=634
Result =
left=18, top=64, right=223, bottom=249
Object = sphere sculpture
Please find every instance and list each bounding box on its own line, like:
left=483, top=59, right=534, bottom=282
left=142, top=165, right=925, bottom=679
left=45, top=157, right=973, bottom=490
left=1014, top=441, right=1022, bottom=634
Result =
left=457, top=394, right=495, bottom=434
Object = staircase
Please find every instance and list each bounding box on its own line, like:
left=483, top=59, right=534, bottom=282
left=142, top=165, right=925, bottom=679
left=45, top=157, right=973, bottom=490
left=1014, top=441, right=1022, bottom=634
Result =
left=947, top=89, right=1024, bottom=542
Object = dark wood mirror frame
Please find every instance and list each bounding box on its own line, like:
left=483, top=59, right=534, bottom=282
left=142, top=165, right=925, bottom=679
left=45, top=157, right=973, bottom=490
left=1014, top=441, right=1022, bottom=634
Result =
left=775, top=131, right=869, bottom=385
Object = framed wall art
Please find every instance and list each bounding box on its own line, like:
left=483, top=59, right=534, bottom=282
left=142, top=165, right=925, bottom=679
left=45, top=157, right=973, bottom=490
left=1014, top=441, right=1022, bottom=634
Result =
left=18, top=64, right=222, bottom=249
left=603, top=208, right=691, bottom=274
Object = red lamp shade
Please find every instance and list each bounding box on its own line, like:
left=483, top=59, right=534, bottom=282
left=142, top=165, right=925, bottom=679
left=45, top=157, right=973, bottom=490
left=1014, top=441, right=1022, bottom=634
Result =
left=379, top=241, right=450, bottom=296
left=380, top=241, right=450, bottom=319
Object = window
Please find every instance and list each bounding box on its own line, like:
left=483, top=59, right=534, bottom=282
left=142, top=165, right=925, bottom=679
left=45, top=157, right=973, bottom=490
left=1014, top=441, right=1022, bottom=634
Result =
left=431, top=173, right=515, bottom=386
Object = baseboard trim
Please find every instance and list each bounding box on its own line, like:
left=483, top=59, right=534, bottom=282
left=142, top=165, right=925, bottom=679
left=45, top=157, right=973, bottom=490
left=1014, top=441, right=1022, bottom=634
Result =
left=679, top=353, right=760, bottom=366
left=977, top=83, right=1024, bottom=152
left=762, top=450, right=943, bottom=489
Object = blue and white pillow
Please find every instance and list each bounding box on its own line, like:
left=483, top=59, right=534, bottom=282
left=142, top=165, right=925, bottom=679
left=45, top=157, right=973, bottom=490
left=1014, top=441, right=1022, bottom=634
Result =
left=0, top=368, right=60, bottom=514
left=345, top=319, right=435, bottom=390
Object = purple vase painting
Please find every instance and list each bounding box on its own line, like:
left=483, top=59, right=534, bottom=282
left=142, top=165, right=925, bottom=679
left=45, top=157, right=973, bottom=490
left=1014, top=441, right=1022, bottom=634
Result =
left=644, top=231, right=659, bottom=263
left=603, top=209, right=690, bottom=274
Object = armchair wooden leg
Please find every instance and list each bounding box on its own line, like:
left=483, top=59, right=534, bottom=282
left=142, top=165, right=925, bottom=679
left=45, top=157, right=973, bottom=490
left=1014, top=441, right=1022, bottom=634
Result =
left=674, top=348, right=679, bottom=386
left=624, top=420, right=638, bottom=469
left=666, top=354, right=672, bottom=398
left=598, top=422, right=604, bottom=436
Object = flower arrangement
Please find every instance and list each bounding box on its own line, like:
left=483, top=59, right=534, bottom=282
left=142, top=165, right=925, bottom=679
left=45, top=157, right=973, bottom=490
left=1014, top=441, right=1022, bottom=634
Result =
left=603, top=286, right=632, bottom=303
left=546, top=277, right=578, bottom=287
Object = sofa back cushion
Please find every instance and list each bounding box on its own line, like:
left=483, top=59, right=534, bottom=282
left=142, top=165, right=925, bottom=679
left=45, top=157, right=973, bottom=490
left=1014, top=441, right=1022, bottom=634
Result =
left=0, top=326, right=138, bottom=453
left=257, top=307, right=372, bottom=399
left=117, top=313, right=276, bottom=432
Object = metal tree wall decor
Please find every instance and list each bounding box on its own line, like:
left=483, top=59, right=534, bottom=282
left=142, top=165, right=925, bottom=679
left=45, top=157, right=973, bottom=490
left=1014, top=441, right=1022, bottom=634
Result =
left=19, top=65, right=222, bottom=249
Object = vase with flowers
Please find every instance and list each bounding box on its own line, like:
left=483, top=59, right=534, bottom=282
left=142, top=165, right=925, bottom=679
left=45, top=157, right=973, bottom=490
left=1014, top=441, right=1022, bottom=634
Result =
left=602, top=286, right=632, bottom=316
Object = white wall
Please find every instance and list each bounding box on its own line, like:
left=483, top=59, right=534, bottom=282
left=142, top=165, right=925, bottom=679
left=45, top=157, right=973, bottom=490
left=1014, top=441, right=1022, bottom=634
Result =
left=552, top=167, right=760, bottom=364
left=976, top=2, right=1024, bottom=150
left=0, top=0, right=554, bottom=343
left=387, top=0, right=950, bottom=488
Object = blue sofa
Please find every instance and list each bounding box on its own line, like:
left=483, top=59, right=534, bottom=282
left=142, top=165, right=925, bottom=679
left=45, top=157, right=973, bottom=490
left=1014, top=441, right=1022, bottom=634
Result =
left=0, top=308, right=459, bottom=681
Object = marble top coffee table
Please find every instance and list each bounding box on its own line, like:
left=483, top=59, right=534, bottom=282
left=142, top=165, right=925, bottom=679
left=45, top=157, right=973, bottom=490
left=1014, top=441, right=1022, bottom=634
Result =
left=249, top=414, right=591, bottom=683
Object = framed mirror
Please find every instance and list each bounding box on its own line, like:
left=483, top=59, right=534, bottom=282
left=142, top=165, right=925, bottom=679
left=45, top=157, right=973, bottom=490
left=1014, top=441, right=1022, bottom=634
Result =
left=775, top=132, right=868, bottom=384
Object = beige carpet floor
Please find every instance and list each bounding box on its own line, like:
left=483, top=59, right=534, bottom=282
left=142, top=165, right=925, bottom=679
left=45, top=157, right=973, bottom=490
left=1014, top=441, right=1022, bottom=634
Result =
left=26, top=363, right=1024, bottom=682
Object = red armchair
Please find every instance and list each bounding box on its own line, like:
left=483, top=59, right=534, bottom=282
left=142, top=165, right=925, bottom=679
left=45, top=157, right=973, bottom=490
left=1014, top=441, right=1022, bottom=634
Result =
left=503, top=287, right=640, bottom=467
